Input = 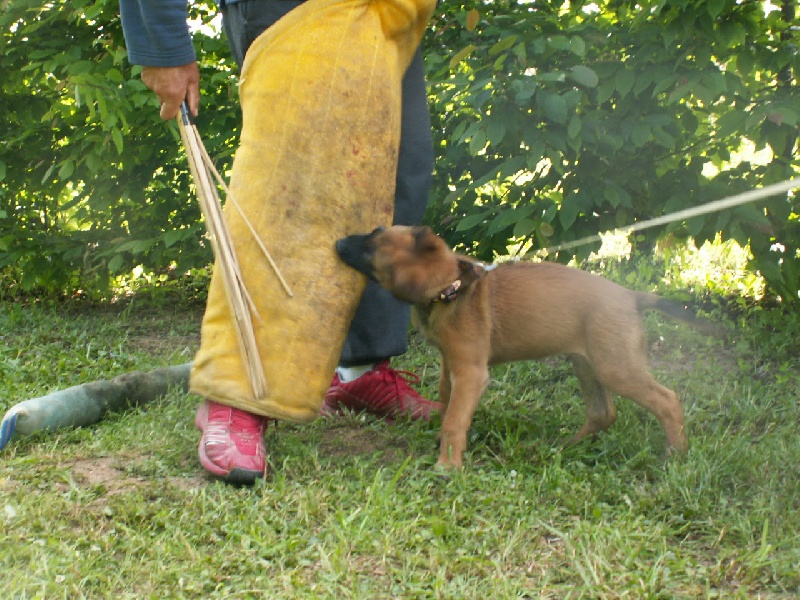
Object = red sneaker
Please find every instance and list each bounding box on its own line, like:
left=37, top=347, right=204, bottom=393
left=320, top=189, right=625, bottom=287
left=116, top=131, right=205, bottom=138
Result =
left=321, top=360, right=440, bottom=420
left=195, top=400, right=268, bottom=484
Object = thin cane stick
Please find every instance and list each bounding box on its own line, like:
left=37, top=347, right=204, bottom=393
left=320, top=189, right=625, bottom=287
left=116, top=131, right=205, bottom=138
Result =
left=191, top=129, right=294, bottom=298
left=177, top=104, right=268, bottom=400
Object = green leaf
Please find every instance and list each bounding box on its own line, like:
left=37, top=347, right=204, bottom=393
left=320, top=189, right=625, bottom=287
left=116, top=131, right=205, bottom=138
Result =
left=735, top=50, right=755, bottom=77
left=513, top=42, right=527, bottom=66
left=558, top=203, right=578, bottom=230
left=734, top=203, right=772, bottom=229
left=107, top=254, right=124, bottom=273
left=449, top=45, right=476, bottom=69
left=486, top=120, right=506, bottom=146
left=716, top=110, right=746, bottom=137
left=569, top=65, right=598, bottom=88
left=559, top=195, right=579, bottom=229
left=686, top=215, right=705, bottom=237
left=469, top=128, right=487, bottom=155
left=41, top=163, right=56, bottom=186
left=651, top=127, right=676, bottom=149
left=631, top=123, right=651, bottom=147
left=597, top=79, right=615, bottom=104
left=773, top=106, right=798, bottom=126
left=489, top=36, right=517, bottom=57
left=163, top=229, right=184, bottom=248
left=544, top=94, right=568, bottom=124
left=603, top=183, right=631, bottom=208
left=539, top=221, right=555, bottom=238
left=567, top=116, right=582, bottom=139
left=513, top=217, right=537, bottom=239
left=58, top=161, right=75, bottom=181
left=111, top=128, right=124, bottom=154
left=569, top=36, right=586, bottom=57
left=706, top=0, right=726, bottom=19
left=456, top=211, right=491, bottom=232
left=488, top=208, right=524, bottom=236
left=547, top=35, right=570, bottom=52
left=451, top=121, right=468, bottom=143
left=615, top=69, right=636, bottom=97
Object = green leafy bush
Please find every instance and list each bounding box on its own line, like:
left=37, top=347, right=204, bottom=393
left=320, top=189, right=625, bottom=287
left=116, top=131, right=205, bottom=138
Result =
left=424, top=0, right=799, bottom=304
left=1, top=0, right=798, bottom=305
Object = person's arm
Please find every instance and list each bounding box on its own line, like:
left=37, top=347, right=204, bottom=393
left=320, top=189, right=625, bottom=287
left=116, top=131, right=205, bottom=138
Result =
left=119, top=0, right=200, bottom=119
left=120, top=0, right=195, bottom=67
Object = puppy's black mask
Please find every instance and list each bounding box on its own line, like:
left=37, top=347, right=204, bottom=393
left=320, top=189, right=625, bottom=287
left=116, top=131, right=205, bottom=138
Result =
left=335, top=227, right=385, bottom=281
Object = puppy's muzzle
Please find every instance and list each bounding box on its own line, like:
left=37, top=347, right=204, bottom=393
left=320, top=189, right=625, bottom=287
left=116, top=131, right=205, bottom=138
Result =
left=336, top=226, right=385, bottom=280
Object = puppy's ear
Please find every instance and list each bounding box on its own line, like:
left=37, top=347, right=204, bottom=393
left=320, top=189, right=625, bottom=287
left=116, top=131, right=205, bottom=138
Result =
left=412, top=226, right=439, bottom=255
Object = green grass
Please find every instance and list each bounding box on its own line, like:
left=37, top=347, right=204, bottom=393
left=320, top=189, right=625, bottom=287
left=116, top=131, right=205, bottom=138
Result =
left=1, top=285, right=799, bottom=598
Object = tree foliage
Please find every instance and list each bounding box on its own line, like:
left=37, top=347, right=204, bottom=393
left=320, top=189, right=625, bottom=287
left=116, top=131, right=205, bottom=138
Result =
left=424, top=0, right=798, bottom=303
left=0, top=0, right=235, bottom=293
left=1, top=0, right=798, bottom=303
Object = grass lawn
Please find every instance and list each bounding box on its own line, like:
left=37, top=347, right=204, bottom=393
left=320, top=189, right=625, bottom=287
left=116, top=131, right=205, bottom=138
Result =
left=1, top=279, right=799, bottom=598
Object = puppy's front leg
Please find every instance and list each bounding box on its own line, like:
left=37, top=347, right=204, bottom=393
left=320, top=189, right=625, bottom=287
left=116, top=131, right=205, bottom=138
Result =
left=437, top=354, right=452, bottom=416
left=438, top=363, right=489, bottom=468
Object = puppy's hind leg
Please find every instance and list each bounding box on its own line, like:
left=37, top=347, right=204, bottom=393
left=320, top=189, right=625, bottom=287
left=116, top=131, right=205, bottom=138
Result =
left=592, top=355, right=688, bottom=455
left=607, top=374, right=687, bottom=455
left=567, top=354, right=617, bottom=446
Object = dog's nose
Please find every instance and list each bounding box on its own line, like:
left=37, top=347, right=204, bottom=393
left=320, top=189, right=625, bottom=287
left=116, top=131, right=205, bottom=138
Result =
left=371, top=226, right=386, bottom=236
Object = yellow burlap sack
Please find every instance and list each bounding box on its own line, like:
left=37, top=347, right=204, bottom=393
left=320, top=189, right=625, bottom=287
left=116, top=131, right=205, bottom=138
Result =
left=190, top=0, right=436, bottom=422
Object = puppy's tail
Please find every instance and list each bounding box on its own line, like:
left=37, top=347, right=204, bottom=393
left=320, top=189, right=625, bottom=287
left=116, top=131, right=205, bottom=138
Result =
left=635, top=293, right=724, bottom=337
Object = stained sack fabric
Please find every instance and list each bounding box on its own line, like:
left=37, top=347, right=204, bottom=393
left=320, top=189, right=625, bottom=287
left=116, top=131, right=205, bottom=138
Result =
left=190, top=0, right=436, bottom=422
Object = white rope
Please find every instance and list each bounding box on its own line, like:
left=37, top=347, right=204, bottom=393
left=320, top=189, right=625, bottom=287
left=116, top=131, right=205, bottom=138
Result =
left=537, top=177, right=800, bottom=256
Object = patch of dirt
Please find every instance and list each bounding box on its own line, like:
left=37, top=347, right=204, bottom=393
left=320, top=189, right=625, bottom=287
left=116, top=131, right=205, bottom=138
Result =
left=54, top=455, right=205, bottom=496
left=317, top=425, right=410, bottom=464
left=126, top=332, right=200, bottom=357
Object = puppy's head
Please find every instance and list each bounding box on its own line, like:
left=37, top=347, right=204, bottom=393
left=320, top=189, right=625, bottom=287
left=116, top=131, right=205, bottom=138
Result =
left=336, top=225, right=460, bottom=304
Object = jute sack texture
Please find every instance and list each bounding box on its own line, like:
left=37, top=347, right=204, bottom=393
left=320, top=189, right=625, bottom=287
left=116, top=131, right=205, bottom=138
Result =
left=190, top=0, right=436, bottom=422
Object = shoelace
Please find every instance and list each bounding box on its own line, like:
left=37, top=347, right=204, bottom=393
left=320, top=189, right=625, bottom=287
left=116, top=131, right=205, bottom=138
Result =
left=375, top=366, right=440, bottom=409
left=382, top=367, right=421, bottom=386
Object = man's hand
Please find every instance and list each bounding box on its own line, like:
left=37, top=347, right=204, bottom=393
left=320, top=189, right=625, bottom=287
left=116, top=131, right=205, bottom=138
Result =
left=141, top=62, right=201, bottom=120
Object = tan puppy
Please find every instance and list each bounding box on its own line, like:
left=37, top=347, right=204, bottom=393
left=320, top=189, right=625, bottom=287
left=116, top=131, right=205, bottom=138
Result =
left=336, top=225, right=712, bottom=468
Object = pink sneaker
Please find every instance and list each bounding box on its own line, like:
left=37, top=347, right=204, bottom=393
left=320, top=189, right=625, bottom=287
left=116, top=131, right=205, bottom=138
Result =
left=195, top=400, right=268, bottom=484
left=321, top=360, right=440, bottom=420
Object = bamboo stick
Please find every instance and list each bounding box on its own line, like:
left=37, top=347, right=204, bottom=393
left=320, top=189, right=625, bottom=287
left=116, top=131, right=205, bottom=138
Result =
left=177, top=105, right=269, bottom=400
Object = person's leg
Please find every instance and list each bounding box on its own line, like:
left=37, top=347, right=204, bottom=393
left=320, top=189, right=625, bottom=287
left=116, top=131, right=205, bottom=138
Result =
left=195, top=0, right=304, bottom=485
left=338, top=50, right=433, bottom=365
left=198, top=3, right=438, bottom=484
left=324, top=50, right=440, bottom=420
left=225, top=2, right=433, bottom=372
left=223, top=0, right=304, bottom=68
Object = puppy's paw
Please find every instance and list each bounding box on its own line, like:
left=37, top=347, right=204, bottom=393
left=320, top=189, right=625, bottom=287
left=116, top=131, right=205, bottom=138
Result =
left=432, top=461, right=456, bottom=479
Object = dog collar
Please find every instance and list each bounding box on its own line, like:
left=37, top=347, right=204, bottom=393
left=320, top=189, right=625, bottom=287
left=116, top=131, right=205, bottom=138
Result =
left=433, top=261, right=497, bottom=304
left=436, top=279, right=462, bottom=303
